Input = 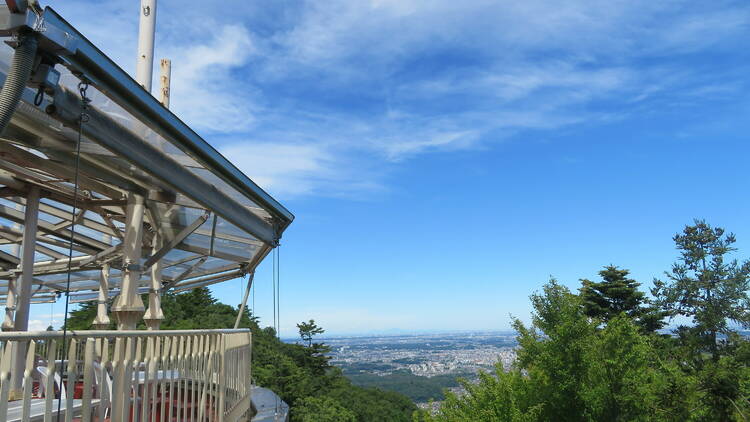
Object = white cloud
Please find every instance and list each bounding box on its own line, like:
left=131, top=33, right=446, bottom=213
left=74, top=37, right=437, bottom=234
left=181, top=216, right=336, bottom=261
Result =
left=164, top=25, right=258, bottom=133
left=221, top=142, right=335, bottom=197
left=49, top=0, right=750, bottom=198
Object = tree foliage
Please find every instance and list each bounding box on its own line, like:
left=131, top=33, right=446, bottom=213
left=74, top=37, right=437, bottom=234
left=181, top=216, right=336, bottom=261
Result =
left=653, top=220, right=750, bottom=360
left=426, top=219, right=750, bottom=422
left=580, top=265, right=665, bottom=332
left=297, top=319, right=325, bottom=347
left=294, top=396, right=356, bottom=422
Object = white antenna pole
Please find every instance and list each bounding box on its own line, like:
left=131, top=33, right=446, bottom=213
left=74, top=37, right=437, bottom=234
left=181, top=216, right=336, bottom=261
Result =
left=160, top=58, right=171, bottom=108
left=136, top=0, right=157, bottom=91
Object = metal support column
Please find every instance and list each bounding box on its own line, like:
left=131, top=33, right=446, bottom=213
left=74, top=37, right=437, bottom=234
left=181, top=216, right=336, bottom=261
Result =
left=111, top=193, right=145, bottom=330
left=12, top=185, right=39, bottom=332
left=11, top=185, right=39, bottom=396
left=143, top=232, right=164, bottom=330
left=92, top=263, right=111, bottom=329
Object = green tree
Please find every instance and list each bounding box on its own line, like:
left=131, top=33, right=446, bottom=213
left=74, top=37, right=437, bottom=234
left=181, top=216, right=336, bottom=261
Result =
left=293, top=396, right=356, bottom=422
left=297, top=319, right=324, bottom=347
left=583, top=315, right=668, bottom=421
left=427, top=367, right=539, bottom=422
left=652, top=220, right=750, bottom=361
left=513, top=279, right=596, bottom=420
left=580, top=265, right=665, bottom=332
left=427, top=279, right=701, bottom=422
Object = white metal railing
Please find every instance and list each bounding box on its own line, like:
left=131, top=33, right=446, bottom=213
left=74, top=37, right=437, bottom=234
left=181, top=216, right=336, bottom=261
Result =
left=0, top=329, right=252, bottom=422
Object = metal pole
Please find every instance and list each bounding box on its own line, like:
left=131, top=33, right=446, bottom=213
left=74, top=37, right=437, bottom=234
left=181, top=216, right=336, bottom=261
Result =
left=111, top=193, right=146, bottom=330
left=2, top=205, right=22, bottom=331
left=12, top=185, right=39, bottom=332
left=11, top=185, right=39, bottom=396
left=234, top=273, right=254, bottom=329
left=147, top=50, right=167, bottom=325
left=160, top=58, right=171, bottom=108
left=136, top=0, right=157, bottom=91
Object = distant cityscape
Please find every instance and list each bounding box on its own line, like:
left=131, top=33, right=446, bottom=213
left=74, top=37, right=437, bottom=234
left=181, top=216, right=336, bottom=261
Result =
left=288, top=331, right=520, bottom=408
left=325, top=331, right=518, bottom=376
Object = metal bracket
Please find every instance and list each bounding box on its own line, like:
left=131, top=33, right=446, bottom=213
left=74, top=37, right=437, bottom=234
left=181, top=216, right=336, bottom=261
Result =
left=124, top=263, right=142, bottom=272
left=0, top=6, right=36, bottom=36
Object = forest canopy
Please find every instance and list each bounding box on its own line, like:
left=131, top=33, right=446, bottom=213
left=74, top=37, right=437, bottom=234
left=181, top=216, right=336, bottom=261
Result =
left=419, top=220, right=750, bottom=422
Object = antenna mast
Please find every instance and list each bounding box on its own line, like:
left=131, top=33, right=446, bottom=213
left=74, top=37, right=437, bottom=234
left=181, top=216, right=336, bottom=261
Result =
left=136, top=0, right=157, bottom=91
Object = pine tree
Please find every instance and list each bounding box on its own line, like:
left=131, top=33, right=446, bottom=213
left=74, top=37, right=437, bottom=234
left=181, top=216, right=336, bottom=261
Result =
left=580, top=265, right=665, bottom=332
left=652, top=220, right=750, bottom=361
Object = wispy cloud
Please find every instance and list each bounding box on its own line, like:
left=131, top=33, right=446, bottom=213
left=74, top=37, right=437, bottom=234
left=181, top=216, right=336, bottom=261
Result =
left=221, top=142, right=336, bottom=197
left=163, top=25, right=258, bottom=133
left=51, top=0, right=750, bottom=199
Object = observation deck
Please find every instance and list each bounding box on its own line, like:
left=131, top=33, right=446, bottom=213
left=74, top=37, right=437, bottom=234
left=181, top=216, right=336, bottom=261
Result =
left=0, top=3, right=292, bottom=421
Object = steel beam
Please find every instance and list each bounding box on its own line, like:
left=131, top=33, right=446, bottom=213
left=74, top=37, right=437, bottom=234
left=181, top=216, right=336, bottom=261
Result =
left=171, top=269, right=244, bottom=293
left=0, top=204, right=109, bottom=251
left=47, top=86, right=278, bottom=246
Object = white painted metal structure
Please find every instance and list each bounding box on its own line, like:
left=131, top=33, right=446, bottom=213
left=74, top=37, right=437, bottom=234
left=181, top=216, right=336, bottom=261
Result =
left=136, top=0, right=157, bottom=92
left=0, top=2, right=290, bottom=418
left=0, top=329, right=252, bottom=421
left=0, top=5, right=293, bottom=309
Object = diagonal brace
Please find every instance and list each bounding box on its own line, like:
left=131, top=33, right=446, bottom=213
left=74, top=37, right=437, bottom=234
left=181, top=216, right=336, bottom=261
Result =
left=162, top=255, right=208, bottom=291
left=143, top=212, right=210, bottom=270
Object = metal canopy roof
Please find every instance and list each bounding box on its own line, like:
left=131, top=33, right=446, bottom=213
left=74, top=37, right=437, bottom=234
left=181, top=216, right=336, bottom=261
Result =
left=0, top=6, right=293, bottom=303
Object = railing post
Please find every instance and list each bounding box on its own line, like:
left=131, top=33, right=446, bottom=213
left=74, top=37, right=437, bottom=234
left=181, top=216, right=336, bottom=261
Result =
left=111, top=337, right=126, bottom=422
left=0, top=329, right=251, bottom=422
left=217, top=333, right=227, bottom=422
left=82, top=338, right=95, bottom=422
left=20, top=340, right=36, bottom=420
left=0, top=340, right=13, bottom=420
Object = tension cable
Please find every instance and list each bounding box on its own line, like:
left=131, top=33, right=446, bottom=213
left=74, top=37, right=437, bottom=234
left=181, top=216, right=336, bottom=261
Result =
left=56, top=80, right=90, bottom=421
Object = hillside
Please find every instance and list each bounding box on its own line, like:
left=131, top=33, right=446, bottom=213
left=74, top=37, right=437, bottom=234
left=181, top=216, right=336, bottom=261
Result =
left=66, top=288, right=417, bottom=421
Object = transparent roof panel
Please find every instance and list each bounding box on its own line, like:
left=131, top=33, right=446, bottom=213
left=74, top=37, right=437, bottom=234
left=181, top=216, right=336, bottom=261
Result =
left=0, top=8, right=291, bottom=300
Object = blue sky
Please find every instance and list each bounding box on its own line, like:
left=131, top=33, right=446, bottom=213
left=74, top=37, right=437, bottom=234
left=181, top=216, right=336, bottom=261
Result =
left=28, top=0, right=750, bottom=336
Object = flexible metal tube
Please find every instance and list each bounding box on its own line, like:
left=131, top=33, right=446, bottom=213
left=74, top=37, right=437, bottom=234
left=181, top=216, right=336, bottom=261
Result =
left=0, top=31, right=37, bottom=135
